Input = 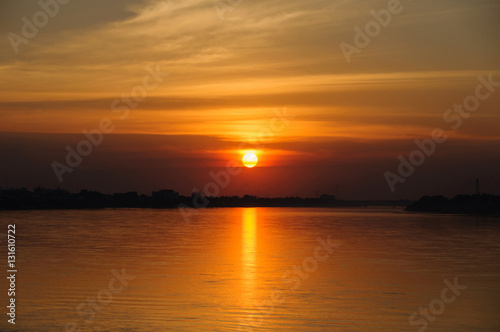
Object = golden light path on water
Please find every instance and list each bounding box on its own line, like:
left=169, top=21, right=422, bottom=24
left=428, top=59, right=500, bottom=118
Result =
left=242, top=208, right=257, bottom=305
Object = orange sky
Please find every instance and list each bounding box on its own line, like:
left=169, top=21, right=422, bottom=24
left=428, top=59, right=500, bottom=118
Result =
left=0, top=0, right=499, bottom=199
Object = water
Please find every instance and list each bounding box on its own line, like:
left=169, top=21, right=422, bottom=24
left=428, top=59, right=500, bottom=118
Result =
left=0, top=208, right=499, bottom=331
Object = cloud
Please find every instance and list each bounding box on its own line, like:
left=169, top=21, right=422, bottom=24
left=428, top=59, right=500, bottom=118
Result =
left=1, top=132, right=499, bottom=199
left=0, top=0, right=499, bottom=197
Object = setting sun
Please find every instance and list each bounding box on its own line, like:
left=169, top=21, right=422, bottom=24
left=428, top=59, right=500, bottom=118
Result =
left=242, top=152, right=259, bottom=168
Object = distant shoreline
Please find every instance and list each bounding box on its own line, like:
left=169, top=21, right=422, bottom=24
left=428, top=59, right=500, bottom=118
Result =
left=3, top=188, right=499, bottom=216
left=406, top=194, right=500, bottom=216
left=0, top=187, right=411, bottom=211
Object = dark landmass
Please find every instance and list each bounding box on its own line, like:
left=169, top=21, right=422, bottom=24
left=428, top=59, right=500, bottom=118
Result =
left=0, top=187, right=411, bottom=210
left=405, top=194, right=500, bottom=215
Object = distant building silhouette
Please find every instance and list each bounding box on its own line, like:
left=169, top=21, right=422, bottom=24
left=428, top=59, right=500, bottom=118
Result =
left=113, top=192, right=138, bottom=200
left=320, top=194, right=336, bottom=201
left=152, top=189, right=179, bottom=200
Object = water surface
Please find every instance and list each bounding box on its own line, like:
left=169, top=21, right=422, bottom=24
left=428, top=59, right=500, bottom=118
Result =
left=1, top=208, right=499, bottom=331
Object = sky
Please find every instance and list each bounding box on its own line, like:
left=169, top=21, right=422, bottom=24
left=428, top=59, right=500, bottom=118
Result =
left=0, top=0, right=499, bottom=200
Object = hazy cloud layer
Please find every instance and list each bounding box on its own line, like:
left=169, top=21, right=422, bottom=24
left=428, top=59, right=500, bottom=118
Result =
left=1, top=0, right=499, bottom=197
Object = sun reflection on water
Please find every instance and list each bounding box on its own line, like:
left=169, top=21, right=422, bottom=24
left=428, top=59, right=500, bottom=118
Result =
left=242, top=208, right=257, bottom=298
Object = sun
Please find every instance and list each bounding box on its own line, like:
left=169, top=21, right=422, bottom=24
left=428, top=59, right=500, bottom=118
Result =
left=242, top=152, right=259, bottom=168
